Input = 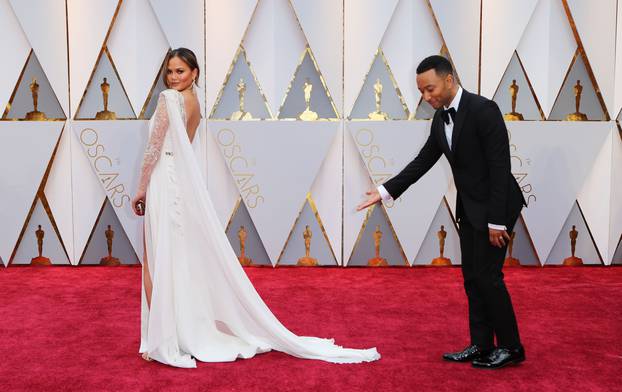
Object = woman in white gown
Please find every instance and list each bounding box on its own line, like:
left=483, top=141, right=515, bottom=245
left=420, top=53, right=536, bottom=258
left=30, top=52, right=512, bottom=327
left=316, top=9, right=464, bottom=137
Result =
left=131, top=48, right=380, bottom=368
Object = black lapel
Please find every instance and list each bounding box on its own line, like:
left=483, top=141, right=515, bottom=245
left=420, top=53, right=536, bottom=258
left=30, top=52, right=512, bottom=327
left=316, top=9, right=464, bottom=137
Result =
left=450, top=90, right=469, bottom=153
left=433, top=110, right=452, bottom=160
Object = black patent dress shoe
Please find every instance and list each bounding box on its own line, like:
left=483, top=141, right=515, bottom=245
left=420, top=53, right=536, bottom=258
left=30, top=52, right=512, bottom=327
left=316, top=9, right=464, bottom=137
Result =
left=442, top=345, right=494, bottom=362
left=472, top=346, right=525, bottom=369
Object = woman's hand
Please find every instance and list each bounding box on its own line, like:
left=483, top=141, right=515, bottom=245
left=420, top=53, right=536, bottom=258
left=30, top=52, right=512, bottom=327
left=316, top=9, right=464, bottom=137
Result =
left=132, top=192, right=146, bottom=216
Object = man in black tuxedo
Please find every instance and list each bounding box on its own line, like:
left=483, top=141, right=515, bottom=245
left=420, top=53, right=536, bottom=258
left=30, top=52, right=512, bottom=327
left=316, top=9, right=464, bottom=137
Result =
left=357, top=55, right=526, bottom=369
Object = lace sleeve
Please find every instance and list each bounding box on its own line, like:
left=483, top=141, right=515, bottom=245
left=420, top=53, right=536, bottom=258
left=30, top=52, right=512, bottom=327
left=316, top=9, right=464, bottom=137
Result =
left=137, top=93, right=169, bottom=194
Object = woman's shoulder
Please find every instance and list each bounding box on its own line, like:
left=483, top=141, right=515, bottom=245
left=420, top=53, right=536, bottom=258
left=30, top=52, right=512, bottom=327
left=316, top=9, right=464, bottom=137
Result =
left=159, top=88, right=181, bottom=98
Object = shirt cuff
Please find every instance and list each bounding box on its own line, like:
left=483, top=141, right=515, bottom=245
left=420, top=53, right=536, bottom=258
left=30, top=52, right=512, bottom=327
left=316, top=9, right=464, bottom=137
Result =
left=377, top=185, right=393, bottom=202
left=488, top=223, right=507, bottom=231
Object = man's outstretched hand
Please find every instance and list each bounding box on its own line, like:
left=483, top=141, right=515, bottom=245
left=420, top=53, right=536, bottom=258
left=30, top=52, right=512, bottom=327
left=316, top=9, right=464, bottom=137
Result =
left=356, top=189, right=381, bottom=211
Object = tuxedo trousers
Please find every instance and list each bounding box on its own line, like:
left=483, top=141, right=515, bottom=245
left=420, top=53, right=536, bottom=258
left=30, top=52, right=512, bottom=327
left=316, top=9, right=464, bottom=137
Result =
left=458, top=216, right=521, bottom=349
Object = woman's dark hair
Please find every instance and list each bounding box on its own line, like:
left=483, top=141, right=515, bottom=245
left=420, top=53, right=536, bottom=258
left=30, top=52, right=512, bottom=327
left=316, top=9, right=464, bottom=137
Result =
left=163, top=47, right=200, bottom=87
left=416, top=55, right=453, bottom=76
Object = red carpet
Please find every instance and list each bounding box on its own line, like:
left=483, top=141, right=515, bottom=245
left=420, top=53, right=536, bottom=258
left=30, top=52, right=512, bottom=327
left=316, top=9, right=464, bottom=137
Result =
left=0, top=266, right=620, bottom=391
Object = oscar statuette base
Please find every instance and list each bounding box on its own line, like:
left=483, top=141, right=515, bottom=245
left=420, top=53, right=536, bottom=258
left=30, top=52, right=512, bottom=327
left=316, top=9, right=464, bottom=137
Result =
left=430, top=257, right=452, bottom=266
left=504, top=257, right=521, bottom=267
left=367, top=257, right=388, bottom=267
left=95, top=110, right=117, bottom=120
left=368, top=111, right=389, bottom=120
left=297, top=257, right=318, bottom=267
left=25, top=111, right=47, bottom=121
left=298, top=109, right=318, bottom=121
left=504, top=112, right=524, bottom=121
left=30, top=256, right=51, bottom=266
left=565, top=112, right=588, bottom=121
left=562, top=256, right=583, bottom=266
left=100, top=256, right=121, bottom=266
left=238, top=256, right=253, bottom=266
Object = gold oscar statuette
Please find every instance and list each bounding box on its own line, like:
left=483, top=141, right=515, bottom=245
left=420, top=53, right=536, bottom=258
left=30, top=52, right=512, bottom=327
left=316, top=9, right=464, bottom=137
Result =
left=297, top=225, right=319, bottom=266
left=431, top=225, right=452, bottom=266
left=25, top=78, right=48, bottom=121
left=100, top=225, right=121, bottom=265
left=565, top=80, right=588, bottom=121
left=504, top=231, right=521, bottom=267
left=230, top=79, right=253, bottom=120
left=95, top=77, right=117, bottom=120
left=298, top=78, right=319, bottom=121
left=367, top=225, right=388, bottom=266
left=30, top=225, right=51, bottom=265
left=563, top=225, right=583, bottom=266
left=504, top=79, right=524, bottom=121
left=237, top=225, right=253, bottom=266
left=368, top=79, right=389, bottom=120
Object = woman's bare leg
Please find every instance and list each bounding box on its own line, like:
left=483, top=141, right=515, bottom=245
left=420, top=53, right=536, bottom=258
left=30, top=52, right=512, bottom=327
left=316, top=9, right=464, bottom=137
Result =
left=143, top=227, right=153, bottom=309
left=142, top=227, right=153, bottom=362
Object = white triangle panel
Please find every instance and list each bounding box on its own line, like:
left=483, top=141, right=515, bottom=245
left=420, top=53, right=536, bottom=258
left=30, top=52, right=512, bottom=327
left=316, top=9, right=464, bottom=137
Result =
left=70, top=121, right=107, bottom=263
left=480, top=0, right=538, bottom=98
left=507, top=121, right=610, bottom=262
left=344, top=0, right=399, bottom=115
left=67, top=0, right=119, bottom=117
left=381, top=0, right=442, bottom=114
left=244, top=0, right=307, bottom=116
left=206, top=122, right=243, bottom=229
left=609, top=129, right=622, bottom=264
left=577, top=125, right=615, bottom=263
left=517, top=0, right=576, bottom=117
left=0, top=122, right=63, bottom=265
left=210, top=121, right=338, bottom=264
left=349, top=121, right=452, bottom=263
left=107, top=0, right=169, bottom=116
left=72, top=121, right=149, bottom=259
left=615, top=2, right=622, bottom=119
left=0, top=0, right=31, bottom=113
left=9, top=0, right=69, bottom=115
left=566, top=0, right=616, bottom=117
left=43, top=125, right=75, bottom=264
left=429, top=0, right=480, bottom=92
left=291, top=0, right=343, bottom=115
left=343, top=125, right=374, bottom=266
left=151, top=0, right=205, bottom=75
left=204, top=0, right=257, bottom=113
left=309, top=125, right=343, bottom=264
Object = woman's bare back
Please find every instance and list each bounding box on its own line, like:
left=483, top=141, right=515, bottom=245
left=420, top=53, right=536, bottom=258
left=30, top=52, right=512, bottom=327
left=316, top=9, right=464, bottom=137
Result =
left=180, top=90, right=201, bottom=143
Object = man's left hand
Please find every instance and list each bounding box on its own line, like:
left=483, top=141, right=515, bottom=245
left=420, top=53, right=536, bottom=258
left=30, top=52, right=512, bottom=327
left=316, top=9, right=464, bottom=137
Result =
left=489, top=228, right=511, bottom=248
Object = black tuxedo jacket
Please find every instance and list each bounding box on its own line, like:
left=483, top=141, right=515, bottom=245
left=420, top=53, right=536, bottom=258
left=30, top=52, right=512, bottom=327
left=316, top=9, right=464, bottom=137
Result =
left=383, top=89, right=525, bottom=230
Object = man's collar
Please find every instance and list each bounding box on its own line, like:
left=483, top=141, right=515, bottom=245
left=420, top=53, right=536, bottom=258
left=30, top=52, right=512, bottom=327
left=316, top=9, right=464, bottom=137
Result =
left=444, top=86, right=463, bottom=111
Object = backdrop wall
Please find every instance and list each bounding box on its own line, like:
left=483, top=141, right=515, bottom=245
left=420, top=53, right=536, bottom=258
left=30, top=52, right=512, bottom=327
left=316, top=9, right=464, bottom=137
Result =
left=1, top=0, right=621, bottom=267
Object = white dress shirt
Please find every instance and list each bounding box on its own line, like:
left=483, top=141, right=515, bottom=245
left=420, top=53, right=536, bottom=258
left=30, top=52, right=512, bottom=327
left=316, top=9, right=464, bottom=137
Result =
left=377, top=87, right=506, bottom=231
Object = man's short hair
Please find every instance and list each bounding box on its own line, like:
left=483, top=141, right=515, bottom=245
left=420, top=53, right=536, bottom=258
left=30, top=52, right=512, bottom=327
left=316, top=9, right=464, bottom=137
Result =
left=416, top=55, right=454, bottom=76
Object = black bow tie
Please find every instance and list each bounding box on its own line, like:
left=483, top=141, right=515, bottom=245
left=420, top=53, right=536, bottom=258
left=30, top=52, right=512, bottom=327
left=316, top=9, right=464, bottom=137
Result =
left=441, top=107, right=456, bottom=125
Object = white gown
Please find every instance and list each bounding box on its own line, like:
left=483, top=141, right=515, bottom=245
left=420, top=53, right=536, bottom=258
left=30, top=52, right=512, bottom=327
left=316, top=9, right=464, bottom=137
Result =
left=137, top=89, right=380, bottom=368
